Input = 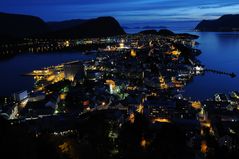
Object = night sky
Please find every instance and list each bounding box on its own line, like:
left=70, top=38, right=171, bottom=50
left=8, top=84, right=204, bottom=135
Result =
left=0, top=0, right=239, bottom=25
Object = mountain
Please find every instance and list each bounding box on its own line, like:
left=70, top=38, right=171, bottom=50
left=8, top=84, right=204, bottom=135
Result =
left=195, top=14, right=239, bottom=32
left=48, top=16, right=126, bottom=38
left=47, top=19, right=87, bottom=31
left=0, top=12, right=125, bottom=39
left=0, top=12, right=49, bottom=38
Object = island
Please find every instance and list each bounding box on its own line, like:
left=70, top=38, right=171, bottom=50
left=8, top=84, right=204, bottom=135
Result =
left=139, top=29, right=199, bottom=39
left=195, top=14, right=239, bottom=32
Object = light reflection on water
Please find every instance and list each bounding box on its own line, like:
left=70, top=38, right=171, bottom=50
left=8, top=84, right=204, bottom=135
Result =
left=0, top=52, right=94, bottom=96
left=184, top=32, right=239, bottom=100
left=1, top=29, right=239, bottom=99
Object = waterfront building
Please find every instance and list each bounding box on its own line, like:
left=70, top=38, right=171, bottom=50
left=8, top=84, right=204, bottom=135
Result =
left=64, top=61, right=85, bottom=81
left=28, top=91, right=46, bottom=102
left=13, top=90, right=28, bottom=102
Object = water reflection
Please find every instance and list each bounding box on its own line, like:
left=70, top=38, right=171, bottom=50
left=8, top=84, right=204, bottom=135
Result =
left=184, top=32, right=239, bottom=100
left=0, top=52, right=94, bottom=96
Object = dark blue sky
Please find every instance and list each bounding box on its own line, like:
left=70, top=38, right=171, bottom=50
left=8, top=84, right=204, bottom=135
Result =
left=0, top=0, right=239, bottom=25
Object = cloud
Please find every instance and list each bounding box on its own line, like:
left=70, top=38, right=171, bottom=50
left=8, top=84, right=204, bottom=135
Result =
left=199, top=2, right=239, bottom=9
left=0, top=0, right=239, bottom=23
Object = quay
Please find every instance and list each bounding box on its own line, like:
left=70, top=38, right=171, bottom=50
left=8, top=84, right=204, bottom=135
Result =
left=205, top=68, right=236, bottom=78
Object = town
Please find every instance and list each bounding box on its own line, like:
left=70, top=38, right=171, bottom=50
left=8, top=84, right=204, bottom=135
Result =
left=1, top=32, right=239, bottom=159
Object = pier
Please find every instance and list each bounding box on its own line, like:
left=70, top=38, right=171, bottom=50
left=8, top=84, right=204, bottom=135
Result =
left=205, top=69, right=236, bottom=78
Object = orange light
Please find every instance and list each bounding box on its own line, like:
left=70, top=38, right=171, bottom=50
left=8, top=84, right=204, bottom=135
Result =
left=140, top=137, right=147, bottom=148
left=136, top=104, right=144, bottom=114
left=201, top=140, right=208, bottom=154
left=191, top=101, right=202, bottom=109
left=129, top=113, right=135, bottom=124
left=106, top=80, right=115, bottom=85
left=131, top=49, right=137, bottom=57
left=172, top=50, right=181, bottom=56
left=60, top=93, right=67, bottom=100
left=202, top=122, right=211, bottom=128
left=153, top=118, right=171, bottom=123
left=106, top=80, right=116, bottom=89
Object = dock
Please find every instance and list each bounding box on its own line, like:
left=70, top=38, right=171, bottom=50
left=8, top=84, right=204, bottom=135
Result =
left=205, top=69, right=236, bottom=78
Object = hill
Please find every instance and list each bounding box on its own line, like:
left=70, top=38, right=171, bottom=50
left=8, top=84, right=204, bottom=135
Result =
left=0, top=12, right=126, bottom=39
left=47, top=19, right=87, bottom=31
left=0, top=12, right=49, bottom=38
left=195, top=14, right=239, bottom=32
left=48, top=16, right=126, bottom=38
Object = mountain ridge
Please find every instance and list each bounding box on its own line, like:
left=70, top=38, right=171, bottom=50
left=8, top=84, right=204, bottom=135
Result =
left=0, top=12, right=49, bottom=38
left=0, top=12, right=126, bottom=39
left=48, top=16, right=126, bottom=38
left=195, top=14, right=239, bottom=32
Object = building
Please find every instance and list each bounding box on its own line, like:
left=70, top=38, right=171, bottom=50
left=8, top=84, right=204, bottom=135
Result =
left=13, top=90, right=28, bottom=102
left=215, top=93, right=229, bottom=102
left=28, top=91, right=46, bottom=102
left=64, top=61, right=85, bottom=81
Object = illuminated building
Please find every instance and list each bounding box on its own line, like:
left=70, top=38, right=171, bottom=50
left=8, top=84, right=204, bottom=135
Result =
left=28, top=92, right=46, bottom=102
left=64, top=61, right=84, bottom=81
left=119, top=39, right=125, bottom=49
left=191, top=101, right=201, bottom=109
left=129, top=113, right=135, bottom=123
left=231, top=91, right=239, bottom=99
left=130, top=49, right=137, bottom=57
left=13, top=90, right=28, bottom=102
left=64, top=40, right=70, bottom=47
left=153, top=118, right=171, bottom=123
left=201, top=140, right=208, bottom=154
left=106, top=80, right=116, bottom=94
left=171, top=50, right=181, bottom=56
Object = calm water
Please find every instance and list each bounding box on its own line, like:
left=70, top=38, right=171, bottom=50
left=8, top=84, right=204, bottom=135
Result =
left=0, top=53, right=94, bottom=96
left=1, top=31, right=239, bottom=100
left=183, top=32, right=239, bottom=100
